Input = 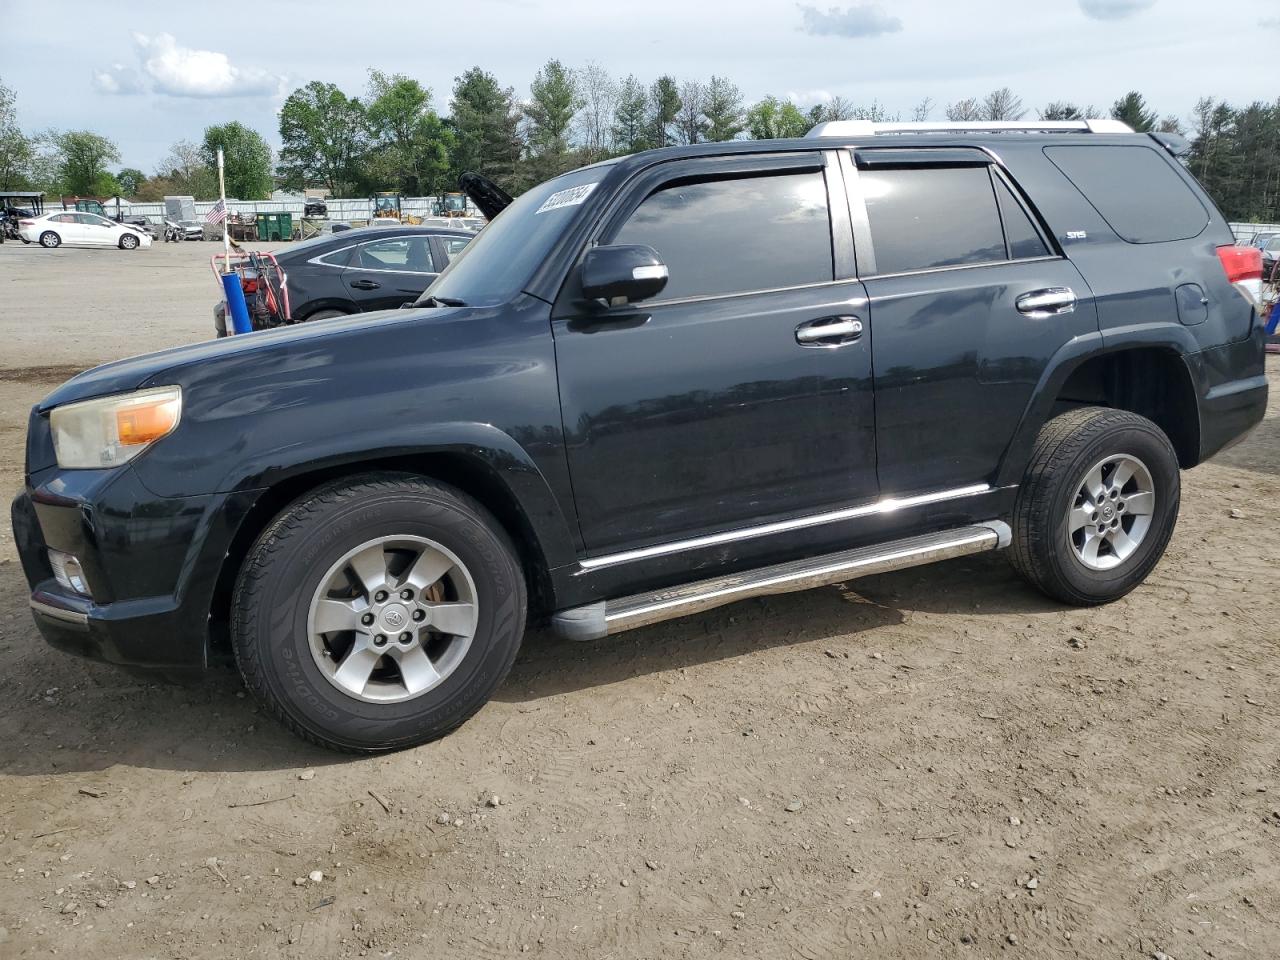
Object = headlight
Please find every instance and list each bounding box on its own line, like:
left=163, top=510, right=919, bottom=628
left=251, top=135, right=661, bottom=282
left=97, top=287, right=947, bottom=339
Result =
left=50, top=386, right=182, bottom=469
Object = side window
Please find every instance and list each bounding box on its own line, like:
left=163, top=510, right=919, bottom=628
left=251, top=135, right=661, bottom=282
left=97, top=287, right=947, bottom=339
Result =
left=52, top=213, right=75, bottom=223
left=993, top=176, right=1050, bottom=260
left=1044, top=144, right=1208, bottom=243
left=317, top=247, right=353, bottom=267
left=442, top=237, right=470, bottom=257
left=355, top=237, right=435, bottom=272
left=611, top=170, right=833, bottom=301
left=860, top=166, right=1006, bottom=274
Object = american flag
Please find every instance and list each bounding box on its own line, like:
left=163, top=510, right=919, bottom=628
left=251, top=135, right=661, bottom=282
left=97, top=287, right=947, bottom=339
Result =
left=204, top=199, right=227, bottom=224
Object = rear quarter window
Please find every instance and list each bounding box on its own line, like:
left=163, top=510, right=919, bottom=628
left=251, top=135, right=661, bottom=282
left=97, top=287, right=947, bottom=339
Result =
left=1043, top=144, right=1208, bottom=244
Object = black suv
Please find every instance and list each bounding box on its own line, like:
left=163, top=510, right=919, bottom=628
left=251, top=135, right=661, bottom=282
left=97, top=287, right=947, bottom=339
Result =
left=11, top=120, right=1268, bottom=752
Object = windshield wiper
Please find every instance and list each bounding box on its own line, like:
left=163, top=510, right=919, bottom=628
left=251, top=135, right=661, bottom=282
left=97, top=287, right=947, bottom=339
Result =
left=418, top=295, right=468, bottom=308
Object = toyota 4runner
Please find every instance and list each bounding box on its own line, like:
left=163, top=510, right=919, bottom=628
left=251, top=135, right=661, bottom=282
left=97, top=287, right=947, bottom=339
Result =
left=11, top=119, right=1268, bottom=752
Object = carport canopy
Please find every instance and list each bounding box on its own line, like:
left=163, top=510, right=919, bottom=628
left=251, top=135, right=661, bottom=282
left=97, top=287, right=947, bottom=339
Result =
left=0, top=191, right=45, bottom=215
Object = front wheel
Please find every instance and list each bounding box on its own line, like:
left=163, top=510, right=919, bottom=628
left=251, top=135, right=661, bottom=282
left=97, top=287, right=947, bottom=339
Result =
left=39, top=231, right=60, bottom=248
left=232, top=473, right=526, bottom=752
left=119, top=234, right=139, bottom=250
left=1009, top=407, right=1180, bottom=606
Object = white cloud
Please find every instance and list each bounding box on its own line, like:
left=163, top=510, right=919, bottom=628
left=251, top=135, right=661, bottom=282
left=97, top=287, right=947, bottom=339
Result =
left=93, top=33, right=284, bottom=98
left=787, top=89, right=836, bottom=107
left=1078, top=0, right=1155, bottom=20
left=797, top=3, right=902, bottom=38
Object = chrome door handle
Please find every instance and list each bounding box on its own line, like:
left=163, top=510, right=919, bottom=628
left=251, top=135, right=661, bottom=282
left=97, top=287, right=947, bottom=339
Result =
left=796, top=316, right=863, bottom=346
left=1016, top=287, right=1076, bottom=319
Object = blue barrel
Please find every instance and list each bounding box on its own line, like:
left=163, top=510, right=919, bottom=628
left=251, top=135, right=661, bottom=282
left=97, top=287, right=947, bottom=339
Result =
left=222, top=272, right=253, bottom=335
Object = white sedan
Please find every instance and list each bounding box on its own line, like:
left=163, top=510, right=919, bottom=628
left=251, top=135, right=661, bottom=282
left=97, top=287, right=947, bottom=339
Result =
left=18, top=211, right=153, bottom=250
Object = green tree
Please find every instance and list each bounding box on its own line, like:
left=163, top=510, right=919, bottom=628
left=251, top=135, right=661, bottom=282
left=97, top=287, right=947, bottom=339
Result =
left=116, top=167, right=146, bottom=197
left=0, top=77, right=34, bottom=189
left=365, top=70, right=454, bottom=195
left=278, top=81, right=367, bottom=195
left=612, top=75, right=650, bottom=153
left=449, top=67, right=522, bottom=191
left=525, top=59, right=581, bottom=156
left=1111, top=91, right=1157, bottom=132
left=1039, top=101, right=1095, bottom=121
left=201, top=121, right=273, bottom=199
left=648, top=76, right=681, bottom=148
left=745, top=97, right=810, bottom=139
left=53, top=130, right=120, bottom=195
left=703, top=76, right=745, bottom=142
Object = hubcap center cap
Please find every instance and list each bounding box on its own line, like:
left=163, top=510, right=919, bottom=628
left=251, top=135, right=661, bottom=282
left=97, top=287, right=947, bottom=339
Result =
left=1100, top=504, right=1115, bottom=521
left=379, top=603, right=410, bottom=632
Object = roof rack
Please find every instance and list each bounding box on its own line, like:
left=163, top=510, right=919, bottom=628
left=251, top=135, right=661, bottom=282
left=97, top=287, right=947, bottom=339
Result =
left=806, top=118, right=1133, bottom=138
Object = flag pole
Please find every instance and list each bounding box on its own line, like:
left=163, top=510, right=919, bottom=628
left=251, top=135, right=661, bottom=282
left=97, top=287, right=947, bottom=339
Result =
left=217, top=147, right=230, bottom=273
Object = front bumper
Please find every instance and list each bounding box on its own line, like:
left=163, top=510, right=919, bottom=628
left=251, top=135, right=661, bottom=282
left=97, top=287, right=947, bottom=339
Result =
left=11, top=469, right=258, bottom=672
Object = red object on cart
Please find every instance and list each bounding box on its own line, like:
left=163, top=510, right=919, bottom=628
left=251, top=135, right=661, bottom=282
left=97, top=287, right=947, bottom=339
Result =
left=211, top=251, right=291, bottom=333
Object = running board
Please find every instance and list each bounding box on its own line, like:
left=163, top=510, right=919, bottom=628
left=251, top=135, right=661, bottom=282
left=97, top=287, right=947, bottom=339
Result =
left=551, top=521, right=1011, bottom=641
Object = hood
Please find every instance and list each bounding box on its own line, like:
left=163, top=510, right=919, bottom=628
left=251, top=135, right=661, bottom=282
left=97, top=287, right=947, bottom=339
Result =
left=37, top=307, right=467, bottom=412
left=459, top=172, right=512, bottom=220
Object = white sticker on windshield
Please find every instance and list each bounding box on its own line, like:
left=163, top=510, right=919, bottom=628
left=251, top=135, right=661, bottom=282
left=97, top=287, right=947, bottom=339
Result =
left=535, top=182, right=597, bottom=214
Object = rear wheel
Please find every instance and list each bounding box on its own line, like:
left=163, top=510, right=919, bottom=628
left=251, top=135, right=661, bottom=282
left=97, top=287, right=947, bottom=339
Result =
left=232, top=473, right=526, bottom=752
left=119, top=234, right=139, bottom=250
left=1009, top=407, right=1180, bottom=605
left=39, top=231, right=60, bottom=248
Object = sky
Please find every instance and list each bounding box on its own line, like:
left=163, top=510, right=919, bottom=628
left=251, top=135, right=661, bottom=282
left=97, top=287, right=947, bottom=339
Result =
left=1, top=0, right=1271, bottom=173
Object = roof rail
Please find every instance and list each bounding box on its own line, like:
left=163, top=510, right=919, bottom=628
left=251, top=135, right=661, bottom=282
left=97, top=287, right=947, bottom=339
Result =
left=806, top=118, right=1133, bottom=138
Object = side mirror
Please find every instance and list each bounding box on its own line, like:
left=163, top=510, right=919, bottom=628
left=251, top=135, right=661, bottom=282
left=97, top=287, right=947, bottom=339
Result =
left=581, top=244, right=668, bottom=305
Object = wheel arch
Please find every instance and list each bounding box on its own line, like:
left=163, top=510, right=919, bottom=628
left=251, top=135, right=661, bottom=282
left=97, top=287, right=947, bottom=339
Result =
left=205, top=445, right=575, bottom=661
left=996, top=331, right=1202, bottom=487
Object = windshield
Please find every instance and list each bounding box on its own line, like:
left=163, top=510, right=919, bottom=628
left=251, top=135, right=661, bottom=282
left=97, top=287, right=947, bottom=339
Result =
left=421, top=165, right=610, bottom=306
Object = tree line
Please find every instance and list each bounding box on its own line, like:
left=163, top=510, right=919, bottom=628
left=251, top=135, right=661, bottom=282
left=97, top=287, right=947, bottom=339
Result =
left=0, top=66, right=1275, bottom=223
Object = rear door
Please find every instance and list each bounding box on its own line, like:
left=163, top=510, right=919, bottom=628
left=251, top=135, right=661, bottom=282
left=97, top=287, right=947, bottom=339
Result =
left=847, top=149, right=1099, bottom=495
left=341, top=235, right=439, bottom=310
left=552, top=152, right=879, bottom=553
left=48, top=213, right=85, bottom=244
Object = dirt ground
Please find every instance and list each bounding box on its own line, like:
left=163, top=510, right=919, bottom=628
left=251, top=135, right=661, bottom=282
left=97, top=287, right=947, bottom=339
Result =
left=1, top=239, right=1278, bottom=960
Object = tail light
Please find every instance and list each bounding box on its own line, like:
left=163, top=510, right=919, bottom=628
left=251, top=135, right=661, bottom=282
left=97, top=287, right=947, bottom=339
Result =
left=1217, top=245, right=1263, bottom=308
left=19, top=219, right=34, bottom=226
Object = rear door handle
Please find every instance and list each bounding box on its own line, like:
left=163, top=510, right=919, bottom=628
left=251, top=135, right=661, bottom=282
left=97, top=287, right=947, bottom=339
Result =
left=796, top=315, right=863, bottom=346
left=1016, top=287, right=1076, bottom=318
left=349, top=278, right=381, bottom=290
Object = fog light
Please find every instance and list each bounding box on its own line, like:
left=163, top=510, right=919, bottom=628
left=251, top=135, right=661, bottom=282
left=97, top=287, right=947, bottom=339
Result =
left=49, top=550, right=91, bottom=597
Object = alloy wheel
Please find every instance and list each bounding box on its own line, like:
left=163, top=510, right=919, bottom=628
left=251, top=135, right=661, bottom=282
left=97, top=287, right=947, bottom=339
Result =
left=307, top=535, right=478, bottom=703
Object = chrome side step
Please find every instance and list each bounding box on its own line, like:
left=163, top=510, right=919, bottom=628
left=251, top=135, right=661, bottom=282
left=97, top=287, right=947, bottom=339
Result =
left=551, top=521, right=1011, bottom=641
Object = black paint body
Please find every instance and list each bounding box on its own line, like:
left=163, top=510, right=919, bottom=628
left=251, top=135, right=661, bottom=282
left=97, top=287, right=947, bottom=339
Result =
left=12, top=131, right=1268, bottom=671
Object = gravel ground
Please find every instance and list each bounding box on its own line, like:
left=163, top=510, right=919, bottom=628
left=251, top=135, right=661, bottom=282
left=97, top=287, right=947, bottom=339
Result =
left=1, top=240, right=1278, bottom=959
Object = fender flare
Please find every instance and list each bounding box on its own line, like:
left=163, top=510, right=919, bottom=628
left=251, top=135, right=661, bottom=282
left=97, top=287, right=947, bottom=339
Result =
left=225, top=419, right=580, bottom=572
left=994, top=323, right=1202, bottom=487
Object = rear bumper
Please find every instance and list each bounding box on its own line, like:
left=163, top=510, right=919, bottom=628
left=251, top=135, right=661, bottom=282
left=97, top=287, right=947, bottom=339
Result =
left=11, top=471, right=259, bottom=672
left=1198, top=373, right=1268, bottom=462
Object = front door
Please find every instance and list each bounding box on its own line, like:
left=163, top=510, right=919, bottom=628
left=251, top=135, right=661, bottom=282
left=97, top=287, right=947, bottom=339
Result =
left=341, top=235, right=439, bottom=310
left=553, top=155, right=879, bottom=554
left=847, top=151, right=1099, bottom=495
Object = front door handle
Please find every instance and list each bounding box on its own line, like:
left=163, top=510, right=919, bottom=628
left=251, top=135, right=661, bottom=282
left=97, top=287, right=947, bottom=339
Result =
left=349, top=278, right=381, bottom=290
left=1016, top=287, right=1076, bottom=319
left=796, top=315, right=863, bottom=346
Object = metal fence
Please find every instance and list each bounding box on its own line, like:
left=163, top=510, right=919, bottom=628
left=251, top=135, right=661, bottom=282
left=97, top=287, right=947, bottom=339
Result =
left=1230, top=222, right=1280, bottom=242
left=123, top=196, right=477, bottom=224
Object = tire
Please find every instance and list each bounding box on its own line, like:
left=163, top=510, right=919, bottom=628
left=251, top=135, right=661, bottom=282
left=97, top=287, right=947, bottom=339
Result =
left=301, top=309, right=347, bottom=323
left=1009, top=406, right=1180, bottom=606
left=39, top=231, right=60, bottom=248
left=119, top=234, right=139, bottom=250
left=232, top=472, right=526, bottom=752
left=213, top=301, right=228, bottom=338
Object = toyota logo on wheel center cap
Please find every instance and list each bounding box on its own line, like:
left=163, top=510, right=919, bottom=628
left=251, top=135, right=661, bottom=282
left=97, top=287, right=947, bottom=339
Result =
left=380, top=604, right=409, bottom=629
